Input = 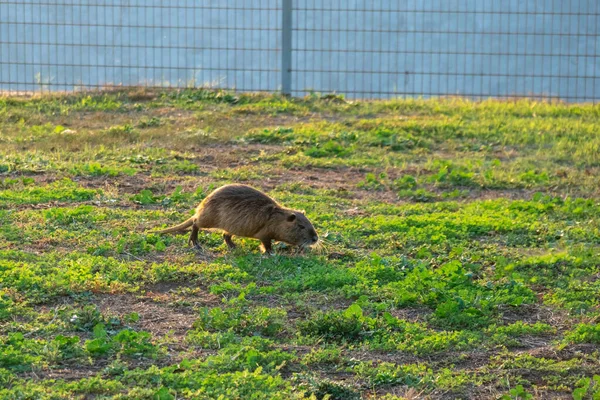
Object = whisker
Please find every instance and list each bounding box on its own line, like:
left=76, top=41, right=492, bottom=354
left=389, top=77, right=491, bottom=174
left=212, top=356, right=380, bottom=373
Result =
left=317, top=239, right=332, bottom=249
left=318, top=238, right=335, bottom=245
left=309, top=240, right=332, bottom=255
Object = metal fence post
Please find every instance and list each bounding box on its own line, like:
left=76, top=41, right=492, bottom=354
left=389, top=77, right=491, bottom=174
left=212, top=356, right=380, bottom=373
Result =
left=281, top=0, right=292, bottom=96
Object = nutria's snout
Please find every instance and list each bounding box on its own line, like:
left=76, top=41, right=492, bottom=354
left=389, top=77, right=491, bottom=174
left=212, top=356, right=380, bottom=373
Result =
left=302, top=232, right=319, bottom=248
left=305, top=228, right=319, bottom=248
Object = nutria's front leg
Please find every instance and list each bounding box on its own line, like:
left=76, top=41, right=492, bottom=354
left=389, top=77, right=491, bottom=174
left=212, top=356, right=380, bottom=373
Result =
left=260, top=239, right=274, bottom=255
left=188, top=225, right=201, bottom=249
left=223, top=234, right=236, bottom=249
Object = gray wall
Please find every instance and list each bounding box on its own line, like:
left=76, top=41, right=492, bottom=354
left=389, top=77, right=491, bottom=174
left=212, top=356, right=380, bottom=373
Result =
left=1, top=0, right=598, bottom=101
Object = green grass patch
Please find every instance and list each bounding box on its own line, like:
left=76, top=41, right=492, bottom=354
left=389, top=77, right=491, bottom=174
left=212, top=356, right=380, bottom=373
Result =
left=1, top=91, right=599, bottom=398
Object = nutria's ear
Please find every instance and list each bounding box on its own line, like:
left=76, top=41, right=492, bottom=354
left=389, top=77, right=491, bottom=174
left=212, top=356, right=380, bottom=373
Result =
left=267, top=205, right=283, bottom=215
left=267, top=205, right=285, bottom=219
left=287, top=213, right=297, bottom=222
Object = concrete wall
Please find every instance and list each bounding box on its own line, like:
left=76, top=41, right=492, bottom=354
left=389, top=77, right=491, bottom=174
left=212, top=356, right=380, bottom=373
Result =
left=0, top=0, right=598, bottom=101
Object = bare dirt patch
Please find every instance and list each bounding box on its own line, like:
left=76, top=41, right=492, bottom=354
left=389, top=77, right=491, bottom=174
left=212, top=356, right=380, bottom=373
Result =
left=389, top=306, right=433, bottom=324
left=499, top=304, right=571, bottom=331
left=95, top=288, right=219, bottom=340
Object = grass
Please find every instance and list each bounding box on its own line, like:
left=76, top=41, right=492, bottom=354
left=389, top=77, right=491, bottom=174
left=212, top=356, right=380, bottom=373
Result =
left=0, top=88, right=599, bottom=399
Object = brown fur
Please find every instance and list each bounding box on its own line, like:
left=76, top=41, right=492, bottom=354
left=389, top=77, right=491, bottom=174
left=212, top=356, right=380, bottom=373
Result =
left=151, top=184, right=318, bottom=253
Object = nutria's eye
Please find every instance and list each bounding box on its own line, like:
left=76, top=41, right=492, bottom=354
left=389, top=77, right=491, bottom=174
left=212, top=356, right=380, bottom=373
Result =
left=299, top=225, right=306, bottom=230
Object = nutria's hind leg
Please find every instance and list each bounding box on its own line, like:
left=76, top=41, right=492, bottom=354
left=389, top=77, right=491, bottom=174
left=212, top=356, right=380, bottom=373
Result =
left=188, top=213, right=214, bottom=251
left=188, top=225, right=201, bottom=250
left=260, top=239, right=274, bottom=255
left=223, top=234, right=236, bottom=249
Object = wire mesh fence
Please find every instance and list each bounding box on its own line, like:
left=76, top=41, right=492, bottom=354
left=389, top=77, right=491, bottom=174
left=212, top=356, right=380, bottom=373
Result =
left=0, top=0, right=282, bottom=93
left=0, top=0, right=598, bottom=101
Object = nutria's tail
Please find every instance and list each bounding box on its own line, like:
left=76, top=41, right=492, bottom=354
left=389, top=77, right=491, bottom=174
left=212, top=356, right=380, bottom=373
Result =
left=150, top=218, right=194, bottom=234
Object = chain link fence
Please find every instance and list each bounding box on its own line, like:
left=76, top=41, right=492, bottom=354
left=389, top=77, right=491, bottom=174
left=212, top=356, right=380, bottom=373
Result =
left=0, top=0, right=598, bottom=101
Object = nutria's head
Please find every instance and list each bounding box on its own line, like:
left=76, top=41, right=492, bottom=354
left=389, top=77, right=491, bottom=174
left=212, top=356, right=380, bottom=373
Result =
left=271, top=208, right=318, bottom=247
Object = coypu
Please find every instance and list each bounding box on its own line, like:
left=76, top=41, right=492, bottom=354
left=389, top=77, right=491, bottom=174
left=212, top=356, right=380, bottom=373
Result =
left=151, top=184, right=318, bottom=254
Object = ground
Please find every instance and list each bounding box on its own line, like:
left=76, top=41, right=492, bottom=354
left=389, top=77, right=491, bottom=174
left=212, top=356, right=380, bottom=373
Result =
left=0, top=89, right=599, bottom=399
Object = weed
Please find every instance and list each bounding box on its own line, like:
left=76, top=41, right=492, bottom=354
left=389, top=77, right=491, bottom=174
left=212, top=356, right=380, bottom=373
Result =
left=564, top=324, right=600, bottom=345
left=194, top=306, right=287, bottom=337
left=304, top=140, right=353, bottom=158
left=353, top=362, right=430, bottom=388
left=295, top=374, right=361, bottom=400
left=243, top=127, right=295, bottom=144
left=0, top=178, right=99, bottom=206
left=301, top=347, right=344, bottom=366
left=299, top=303, right=375, bottom=342
left=500, top=385, right=534, bottom=400
left=71, top=162, right=136, bottom=177
left=572, top=376, right=600, bottom=400
left=85, top=323, right=161, bottom=359
left=137, top=117, right=162, bottom=128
